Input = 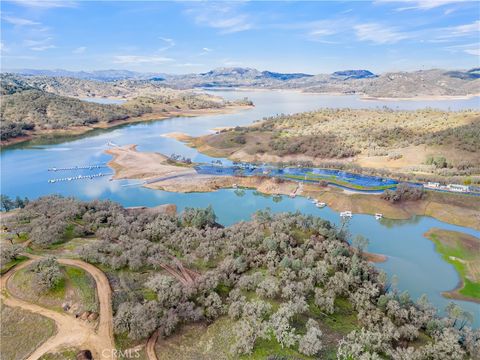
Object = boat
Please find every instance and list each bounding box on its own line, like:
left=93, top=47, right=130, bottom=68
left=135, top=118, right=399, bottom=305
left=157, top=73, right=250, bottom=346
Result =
left=375, top=213, right=383, bottom=220
left=316, top=202, right=326, bottom=208
left=289, top=193, right=296, bottom=198
left=340, top=211, right=352, bottom=218
left=232, top=183, right=238, bottom=189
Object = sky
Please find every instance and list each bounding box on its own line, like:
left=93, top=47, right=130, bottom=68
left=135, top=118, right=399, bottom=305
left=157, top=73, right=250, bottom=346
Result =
left=1, top=0, right=479, bottom=74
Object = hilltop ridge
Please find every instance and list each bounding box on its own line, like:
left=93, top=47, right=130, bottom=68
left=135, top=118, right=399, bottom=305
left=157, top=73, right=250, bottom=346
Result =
left=5, top=67, right=478, bottom=98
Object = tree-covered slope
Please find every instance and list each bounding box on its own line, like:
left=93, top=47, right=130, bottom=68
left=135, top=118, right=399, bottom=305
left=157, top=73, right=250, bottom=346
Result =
left=2, top=196, right=478, bottom=359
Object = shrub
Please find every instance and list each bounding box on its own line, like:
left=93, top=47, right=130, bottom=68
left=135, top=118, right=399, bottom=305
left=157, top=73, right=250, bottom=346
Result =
left=381, top=183, right=424, bottom=203
left=29, top=257, right=63, bottom=293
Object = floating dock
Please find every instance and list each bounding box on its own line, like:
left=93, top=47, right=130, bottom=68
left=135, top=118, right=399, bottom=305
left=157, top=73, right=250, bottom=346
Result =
left=48, top=164, right=107, bottom=172
left=48, top=173, right=112, bottom=183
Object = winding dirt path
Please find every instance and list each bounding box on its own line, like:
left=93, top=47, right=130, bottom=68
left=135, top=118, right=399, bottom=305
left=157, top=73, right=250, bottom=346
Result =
left=146, top=330, right=159, bottom=360
left=1, top=256, right=116, bottom=359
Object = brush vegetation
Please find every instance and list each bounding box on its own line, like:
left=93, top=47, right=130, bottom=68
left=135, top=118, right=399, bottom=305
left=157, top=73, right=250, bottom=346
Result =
left=0, top=74, right=251, bottom=143
left=2, top=195, right=479, bottom=359
left=194, top=108, right=480, bottom=180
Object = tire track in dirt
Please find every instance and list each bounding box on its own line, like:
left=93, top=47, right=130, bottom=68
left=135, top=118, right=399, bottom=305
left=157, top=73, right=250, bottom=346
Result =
left=1, top=256, right=116, bottom=359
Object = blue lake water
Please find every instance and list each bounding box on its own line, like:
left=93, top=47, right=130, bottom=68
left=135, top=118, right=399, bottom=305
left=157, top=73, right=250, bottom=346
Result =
left=1, top=91, right=479, bottom=324
left=80, top=97, right=126, bottom=105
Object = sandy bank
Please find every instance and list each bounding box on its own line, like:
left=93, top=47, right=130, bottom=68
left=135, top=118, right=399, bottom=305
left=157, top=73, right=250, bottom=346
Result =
left=146, top=175, right=299, bottom=195
left=161, top=132, right=193, bottom=141
left=105, top=144, right=196, bottom=181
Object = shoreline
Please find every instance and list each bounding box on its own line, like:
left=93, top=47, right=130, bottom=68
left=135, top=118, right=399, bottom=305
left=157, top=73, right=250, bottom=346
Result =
left=205, top=87, right=480, bottom=101
left=0, top=104, right=253, bottom=149
left=170, top=132, right=480, bottom=189
left=105, top=145, right=480, bottom=230
left=360, top=93, right=480, bottom=101
left=424, top=228, right=480, bottom=304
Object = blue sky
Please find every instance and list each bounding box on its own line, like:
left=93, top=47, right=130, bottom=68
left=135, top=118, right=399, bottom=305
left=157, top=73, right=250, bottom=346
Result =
left=1, top=0, right=479, bottom=74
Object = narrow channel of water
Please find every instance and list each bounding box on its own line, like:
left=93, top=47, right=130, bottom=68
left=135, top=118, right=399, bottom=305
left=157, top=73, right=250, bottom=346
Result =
left=1, top=91, right=479, bottom=325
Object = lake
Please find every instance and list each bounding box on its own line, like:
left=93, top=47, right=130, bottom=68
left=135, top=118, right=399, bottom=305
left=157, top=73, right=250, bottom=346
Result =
left=1, top=91, right=479, bottom=325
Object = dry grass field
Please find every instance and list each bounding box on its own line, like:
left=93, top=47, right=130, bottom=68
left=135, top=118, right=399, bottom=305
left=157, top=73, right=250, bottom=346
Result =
left=0, top=303, right=56, bottom=360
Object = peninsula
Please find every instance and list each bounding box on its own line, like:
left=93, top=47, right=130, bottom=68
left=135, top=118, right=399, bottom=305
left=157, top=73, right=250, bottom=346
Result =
left=105, top=144, right=480, bottom=230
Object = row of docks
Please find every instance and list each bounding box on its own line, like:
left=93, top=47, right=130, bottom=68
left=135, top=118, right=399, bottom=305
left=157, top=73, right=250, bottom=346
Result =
left=48, top=173, right=112, bottom=183
left=48, top=164, right=107, bottom=172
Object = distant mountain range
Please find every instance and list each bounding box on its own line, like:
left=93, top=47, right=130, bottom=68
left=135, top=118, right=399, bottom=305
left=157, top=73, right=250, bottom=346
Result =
left=2, top=67, right=377, bottom=83
left=4, top=67, right=479, bottom=98
left=4, top=69, right=165, bottom=82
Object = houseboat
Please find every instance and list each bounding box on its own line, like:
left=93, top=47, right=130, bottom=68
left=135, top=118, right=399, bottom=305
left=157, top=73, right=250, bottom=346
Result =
left=424, top=182, right=440, bottom=189
left=447, top=184, right=470, bottom=193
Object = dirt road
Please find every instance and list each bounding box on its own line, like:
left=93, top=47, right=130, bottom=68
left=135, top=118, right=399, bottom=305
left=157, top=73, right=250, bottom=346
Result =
left=146, top=330, right=160, bottom=360
left=1, top=256, right=116, bottom=359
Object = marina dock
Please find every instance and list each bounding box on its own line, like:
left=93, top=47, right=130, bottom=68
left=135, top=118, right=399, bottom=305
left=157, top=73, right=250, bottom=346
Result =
left=48, top=173, right=112, bottom=183
left=48, top=164, right=107, bottom=171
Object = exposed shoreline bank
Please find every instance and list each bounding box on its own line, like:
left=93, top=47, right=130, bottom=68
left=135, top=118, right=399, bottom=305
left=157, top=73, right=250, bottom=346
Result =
left=105, top=145, right=480, bottom=230
left=165, top=131, right=480, bottom=193
left=206, top=87, right=480, bottom=101
left=424, top=228, right=480, bottom=304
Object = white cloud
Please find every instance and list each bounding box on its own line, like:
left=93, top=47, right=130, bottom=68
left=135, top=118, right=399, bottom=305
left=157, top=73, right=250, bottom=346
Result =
left=209, top=15, right=252, bottom=33
left=159, top=37, right=175, bottom=51
left=198, top=47, right=213, bottom=56
left=23, top=37, right=56, bottom=51
left=450, top=20, right=480, bottom=35
left=113, top=55, right=174, bottom=64
left=464, top=48, right=480, bottom=56
left=431, top=20, right=480, bottom=42
left=376, top=0, right=467, bottom=10
left=354, top=23, right=411, bottom=44
left=24, top=37, right=52, bottom=46
left=310, top=28, right=337, bottom=37
left=8, top=0, right=77, bottom=8
left=72, top=46, right=86, bottom=54
left=174, top=63, right=203, bottom=67
left=2, top=15, right=40, bottom=26
left=444, top=43, right=480, bottom=56
left=185, top=2, right=253, bottom=34
left=31, top=44, right=56, bottom=51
